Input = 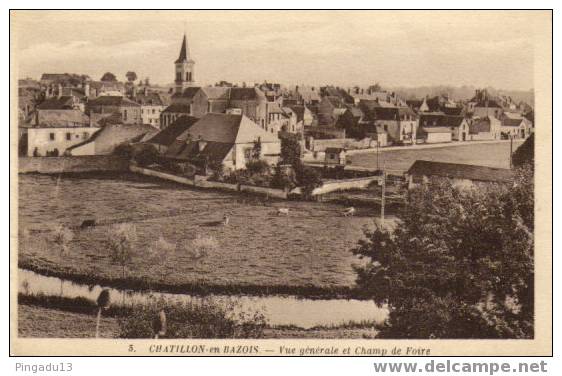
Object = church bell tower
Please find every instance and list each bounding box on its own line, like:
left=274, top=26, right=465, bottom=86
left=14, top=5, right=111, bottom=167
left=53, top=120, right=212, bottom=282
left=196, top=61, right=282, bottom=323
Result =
left=174, top=33, right=195, bottom=93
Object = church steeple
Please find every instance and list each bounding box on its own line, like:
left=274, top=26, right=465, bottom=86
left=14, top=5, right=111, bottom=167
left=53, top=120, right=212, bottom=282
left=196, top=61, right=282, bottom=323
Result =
left=175, top=34, right=189, bottom=63
left=174, top=33, right=195, bottom=93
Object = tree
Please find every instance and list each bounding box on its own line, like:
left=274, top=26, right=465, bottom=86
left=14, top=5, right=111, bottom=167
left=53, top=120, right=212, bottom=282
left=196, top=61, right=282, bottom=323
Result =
left=107, top=223, right=138, bottom=280
left=279, top=134, right=301, bottom=167
left=101, top=72, right=117, bottom=82
left=147, top=236, right=176, bottom=284
left=512, top=134, right=534, bottom=169
left=126, top=71, right=138, bottom=83
left=352, top=170, right=534, bottom=339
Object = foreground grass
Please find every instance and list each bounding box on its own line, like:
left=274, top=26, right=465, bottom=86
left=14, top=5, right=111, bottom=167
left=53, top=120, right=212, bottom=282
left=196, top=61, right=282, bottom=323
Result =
left=19, top=173, right=375, bottom=299
left=17, top=303, right=378, bottom=339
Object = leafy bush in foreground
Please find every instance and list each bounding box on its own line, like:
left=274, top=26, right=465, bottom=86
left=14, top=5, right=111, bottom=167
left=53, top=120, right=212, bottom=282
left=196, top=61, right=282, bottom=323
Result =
left=118, top=297, right=267, bottom=338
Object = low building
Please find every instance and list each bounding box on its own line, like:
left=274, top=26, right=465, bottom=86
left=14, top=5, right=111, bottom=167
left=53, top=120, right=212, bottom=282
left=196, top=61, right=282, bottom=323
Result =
left=27, top=123, right=99, bottom=157
left=501, top=112, right=533, bottom=139
left=146, top=115, right=199, bottom=153
left=418, top=126, right=452, bottom=143
left=324, top=147, right=346, bottom=165
left=406, top=160, right=514, bottom=190
left=165, top=113, right=281, bottom=170
left=67, top=123, right=159, bottom=156
left=87, top=96, right=141, bottom=124
left=468, top=116, right=502, bottom=140
left=134, top=91, right=169, bottom=127
left=372, top=106, right=417, bottom=144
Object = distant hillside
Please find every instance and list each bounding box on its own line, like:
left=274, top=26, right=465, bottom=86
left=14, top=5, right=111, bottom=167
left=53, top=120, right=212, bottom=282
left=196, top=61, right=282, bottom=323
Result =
left=388, top=85, right=534, bottom=105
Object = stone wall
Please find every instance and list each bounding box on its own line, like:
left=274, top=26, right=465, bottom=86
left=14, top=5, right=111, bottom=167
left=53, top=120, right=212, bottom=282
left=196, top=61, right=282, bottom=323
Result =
left=19, top=156, right=129, bottom=174
left=310, top=138, right=375, bottom=152
left=311, top=176, right=382, bottom=196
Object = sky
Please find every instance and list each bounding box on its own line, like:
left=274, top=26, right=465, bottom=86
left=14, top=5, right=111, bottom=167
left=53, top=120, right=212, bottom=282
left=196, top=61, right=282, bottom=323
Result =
left=12, top=10, right=546, bottom=90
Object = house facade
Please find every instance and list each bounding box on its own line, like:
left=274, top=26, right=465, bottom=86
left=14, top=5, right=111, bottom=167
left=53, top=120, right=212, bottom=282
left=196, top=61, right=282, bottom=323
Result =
left=87, top=96, right=141, bottom=124
left=165, top=113, right=281, bottom=170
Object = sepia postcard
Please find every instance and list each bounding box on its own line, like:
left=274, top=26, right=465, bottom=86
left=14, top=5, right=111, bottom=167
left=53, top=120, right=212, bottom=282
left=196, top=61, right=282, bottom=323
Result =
left=9, top=10, right=552, bottom=356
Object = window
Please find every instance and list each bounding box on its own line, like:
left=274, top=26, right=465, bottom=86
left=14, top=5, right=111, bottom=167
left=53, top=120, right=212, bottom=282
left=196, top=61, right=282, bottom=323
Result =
left=49, top=133, right=55, bottom=141
left=207, top=102, right=211, bottom=112
left=123, top=110, right=128, bottom=121
left=383, top=125, right=388, bottom=131
left=66, top=133, right=71, bottom=141
left=243, top=148, right=252, bottom=162
left=152, top=109, right=155, bottom=114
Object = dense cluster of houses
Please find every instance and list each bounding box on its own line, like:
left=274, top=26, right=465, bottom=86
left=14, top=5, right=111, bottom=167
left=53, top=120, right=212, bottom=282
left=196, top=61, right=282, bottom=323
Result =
left=18, top=33, right=534, bottom=172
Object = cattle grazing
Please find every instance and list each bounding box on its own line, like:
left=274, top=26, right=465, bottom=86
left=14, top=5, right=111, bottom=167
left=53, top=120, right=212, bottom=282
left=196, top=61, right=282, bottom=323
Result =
left=343, top=207, right=356, bottom=217
left=277, top=208, right=290, bottom=216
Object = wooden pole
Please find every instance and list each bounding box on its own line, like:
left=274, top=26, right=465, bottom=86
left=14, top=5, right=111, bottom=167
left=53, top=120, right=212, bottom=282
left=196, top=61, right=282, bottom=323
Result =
left=381, top=171, right=386, bottom=222
left=95, top=307, right=102, bottom=338
left=509, top=136, right=513, bottom=169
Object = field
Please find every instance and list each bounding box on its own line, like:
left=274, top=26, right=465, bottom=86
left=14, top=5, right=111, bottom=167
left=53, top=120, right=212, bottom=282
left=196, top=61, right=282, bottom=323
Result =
left=18, top=173, right=381, bottom=297
left=17, top=304, right=378, bottom=339
left=350, top=141, right=523, bottom=172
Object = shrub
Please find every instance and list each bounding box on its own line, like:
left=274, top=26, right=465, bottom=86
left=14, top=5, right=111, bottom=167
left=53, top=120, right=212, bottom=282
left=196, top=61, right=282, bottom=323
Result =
left=295, top=165, right=323, bottom=197
left=118, top=297, right=267, bottom=338
left=113, top=142, right=134, bottom=159
left=133, top=144, right=160, bottom=167
left=187, top=234, right=219, bottom=259
left=148, top=236, right=176, bottom=283
left=52, top=224, right=74, bottom=255
left=245, top=159, right=271, bottom=175
left=107, top=223, right=138, bottom=279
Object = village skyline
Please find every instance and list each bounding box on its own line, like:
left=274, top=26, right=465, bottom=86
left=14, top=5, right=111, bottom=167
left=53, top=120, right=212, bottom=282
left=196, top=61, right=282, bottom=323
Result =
left=13, top=11, right=538, bottom=91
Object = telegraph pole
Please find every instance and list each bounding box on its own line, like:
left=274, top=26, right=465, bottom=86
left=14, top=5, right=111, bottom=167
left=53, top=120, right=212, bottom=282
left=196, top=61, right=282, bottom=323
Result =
left=381, top=170, right=386, bottom=222
left=509, top=135, right=513, bottom=169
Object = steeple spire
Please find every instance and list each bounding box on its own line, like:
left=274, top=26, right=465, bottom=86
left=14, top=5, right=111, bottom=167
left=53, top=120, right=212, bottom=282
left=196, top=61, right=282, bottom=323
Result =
left=175, top=34, right=189, bottom=63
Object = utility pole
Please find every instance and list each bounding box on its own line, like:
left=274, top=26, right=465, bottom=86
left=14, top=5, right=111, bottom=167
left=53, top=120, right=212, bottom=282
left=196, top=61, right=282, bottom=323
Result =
left=509, top=135, right=513, bottom=169
left=381, top=170, right=386, bottom=222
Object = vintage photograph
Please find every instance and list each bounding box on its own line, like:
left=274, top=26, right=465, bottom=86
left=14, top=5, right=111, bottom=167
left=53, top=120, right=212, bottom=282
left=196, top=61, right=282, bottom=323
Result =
left=10, top=10, right=551, bottom=354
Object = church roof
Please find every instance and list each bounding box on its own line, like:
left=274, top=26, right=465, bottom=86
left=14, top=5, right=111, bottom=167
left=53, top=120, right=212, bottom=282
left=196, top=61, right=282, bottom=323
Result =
left=175, top=34, right=194, bottom=64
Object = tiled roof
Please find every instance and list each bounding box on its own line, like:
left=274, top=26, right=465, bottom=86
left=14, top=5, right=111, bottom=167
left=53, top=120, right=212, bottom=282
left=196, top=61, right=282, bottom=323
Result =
left=134, top=93, right=166, bottom=106
left=229, top=87, right=264, bottom=101
left=182, top=113, right=243, bottom=144
left=286, top=105, right=306, bottom=122
left=201, top=87, right=230, bottom=100
left=37, top=96, right=76, bottom=110
left=88, top=95, right=140, bottom=107
left=198, top=141, right=234, bottom=161
left=162, top=103, right=192, bottom=114
left=407, top=160, right=514, bottom=183
left=172, top=86, right=201, bottom=99
left=373, top=106, right=416, bottom=121
left=147, top=116, right=199, bottom=146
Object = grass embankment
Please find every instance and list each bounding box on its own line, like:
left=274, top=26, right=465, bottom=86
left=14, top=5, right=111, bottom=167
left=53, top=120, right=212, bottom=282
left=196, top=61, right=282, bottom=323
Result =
left=19, top=261, right=357, bottom=299
left=17, top=294, right=379, bottom=339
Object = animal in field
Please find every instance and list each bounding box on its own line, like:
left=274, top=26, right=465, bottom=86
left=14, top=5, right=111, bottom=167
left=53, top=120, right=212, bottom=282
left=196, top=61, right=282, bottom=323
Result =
left=343, top=207, right=356, bottom=217
left=80, top=219, right=96, bottom=229
left=277, top=208, right=290, bottom=216
left=201, top=215, right=230, bottom=227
